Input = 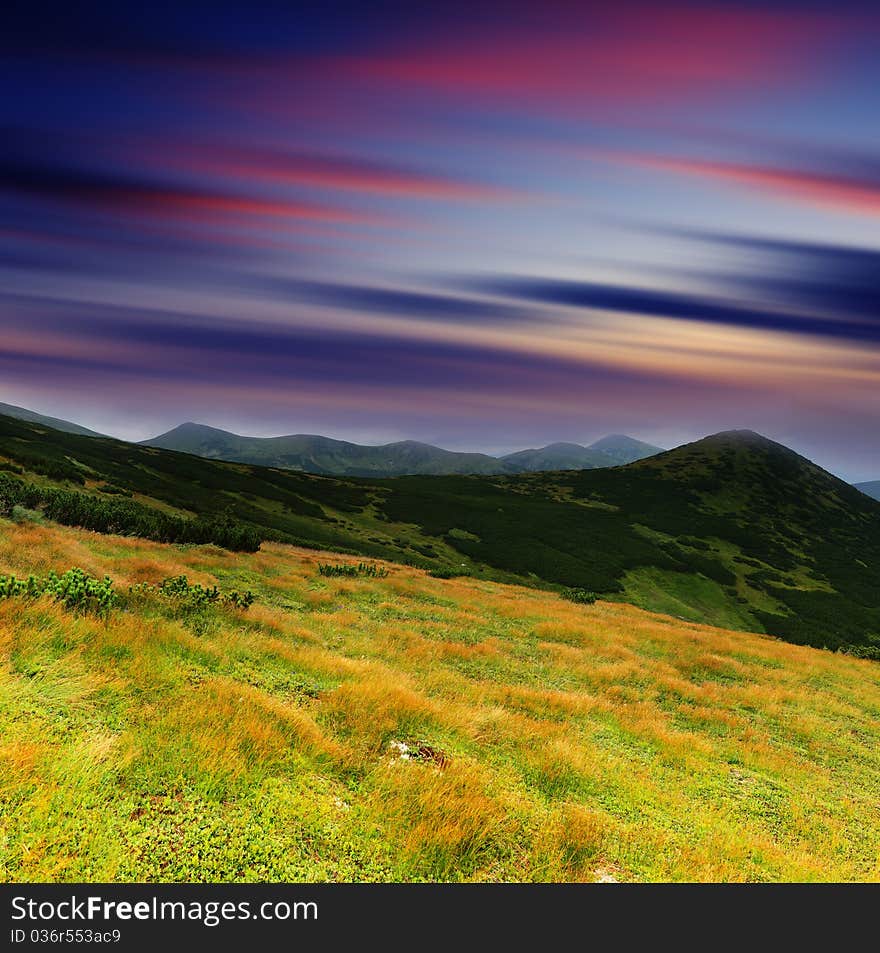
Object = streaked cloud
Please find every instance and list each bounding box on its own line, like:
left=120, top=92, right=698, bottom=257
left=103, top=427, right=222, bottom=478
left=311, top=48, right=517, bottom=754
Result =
left=339, top=4, right=849, bottom=111
left=0, top=158, right=386, bottom=225
left=1, top=1, right=879, bottom=479
left=472, top=275, right=880, bottom=345
left=614, top=152, right=880, bottom=218
left=160, top=145, right=518, bottom=202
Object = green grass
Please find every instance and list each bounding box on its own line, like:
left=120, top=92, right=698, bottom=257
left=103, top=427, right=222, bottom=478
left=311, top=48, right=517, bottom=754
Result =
left=2, top=519, right=880, bottom=882
left=621, top=567, right=758, bottom=631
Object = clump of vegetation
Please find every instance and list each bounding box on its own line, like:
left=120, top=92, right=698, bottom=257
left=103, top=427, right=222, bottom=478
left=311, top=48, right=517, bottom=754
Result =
left=10, top=504, right=43, bottom=524
left=428, top=567, right=467, bottom=579
left=841, top=644, right=880, bottom=661
left=317, top=562, right=389, bottom=579
left=0, top=567, right=257, bottom=624
left=157, top=574, right=254, bottom=610
left=561, top=587, right=597, bottom=605
left=0, top=567, right=117, bottom=616
left=127, top=575, right=255, bottom=637
left=0, top=573, right=40, bottom=600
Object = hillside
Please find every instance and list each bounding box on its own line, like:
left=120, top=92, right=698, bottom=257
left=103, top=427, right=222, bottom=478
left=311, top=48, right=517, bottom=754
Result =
left=143, top=423, right=513, bottom=476
left=1, top=521, right=879, bottom=881
left=0, top=401, right=104, bottom=437
left=856, top=481, right=880, bottom=501
left=1, top=413, right=878, bottom=653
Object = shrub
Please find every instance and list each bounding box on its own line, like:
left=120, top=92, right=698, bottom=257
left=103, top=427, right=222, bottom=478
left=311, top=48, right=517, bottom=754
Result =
left=126, top=575, right=254, bottom=637
left=10, top=505, right=43, bottom=524
left=561, top=588, right=597, bottom=605
left=428, top=567, right=467, bottom=579
left=840, top=644, right=880, bottom=662
left=0, top=574, right=41, bottom=599
left=317, top=562, right=389, bottom=579
left=157, top=574, right=254, bottom=610
left=0, top=568, right=117, bottom=617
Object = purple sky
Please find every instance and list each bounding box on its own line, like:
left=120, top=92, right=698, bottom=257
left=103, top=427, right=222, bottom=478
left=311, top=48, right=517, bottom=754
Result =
left=2, top=2, right=879, bottom=480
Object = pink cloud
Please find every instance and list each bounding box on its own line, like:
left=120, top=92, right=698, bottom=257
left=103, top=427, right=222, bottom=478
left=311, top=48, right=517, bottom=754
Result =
left=334, top=5, right=848, bottom=113
left=614, top=153, right=880, bottom=218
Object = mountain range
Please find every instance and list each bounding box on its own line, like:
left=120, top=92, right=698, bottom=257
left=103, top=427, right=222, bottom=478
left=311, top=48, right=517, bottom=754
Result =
left=2, top=399, right=876, bottom=496
left=1, top=409, right=878, bottom=655
left=142, top=422, right=664, bottom=475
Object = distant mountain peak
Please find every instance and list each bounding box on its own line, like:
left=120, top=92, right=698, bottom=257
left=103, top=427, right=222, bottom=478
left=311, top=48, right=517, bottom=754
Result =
left=585, top=433, right=665, bottom=466
left=166, top=421, right=231, bottom=435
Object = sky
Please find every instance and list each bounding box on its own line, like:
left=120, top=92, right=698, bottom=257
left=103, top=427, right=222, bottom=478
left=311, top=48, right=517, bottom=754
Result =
left=1, top=1, right=879, bottom=480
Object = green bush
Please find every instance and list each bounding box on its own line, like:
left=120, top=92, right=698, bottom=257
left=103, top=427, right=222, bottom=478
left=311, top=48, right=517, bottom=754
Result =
left=561, top=588, right=597, bottom=605
left=10, top=504, right=43, bottom=524
left=317, top=561, right=389, bottom=578
left=839, top=644, right=880, bottom=662
left=126, top=575, right=254, bottom=637
left=428, top=567, right=467, bottom=579
left=157, top=574, right=254, bottom=610
left=0, top=568, right=117, bottom=616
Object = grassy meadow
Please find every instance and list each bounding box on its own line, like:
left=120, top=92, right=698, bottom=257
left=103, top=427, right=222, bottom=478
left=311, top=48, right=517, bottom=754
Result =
left=1, top=517, right=879, bottom=882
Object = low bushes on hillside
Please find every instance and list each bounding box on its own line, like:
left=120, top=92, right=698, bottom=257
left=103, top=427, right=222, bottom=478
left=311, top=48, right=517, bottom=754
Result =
left=0, top=565, right=257, bottom=632
left=0, top=473, right=262, bottom=552
left=12, top=451, right=87, bottom=484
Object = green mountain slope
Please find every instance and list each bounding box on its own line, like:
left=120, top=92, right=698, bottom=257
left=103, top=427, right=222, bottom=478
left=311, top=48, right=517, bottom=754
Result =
left=143, top=422, right=512, bottom=476
left=0, top=401, right=104, bottom=437
left=856, top=481, right=880, bottom=501
left=1, top=414, right=878, bottom=654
